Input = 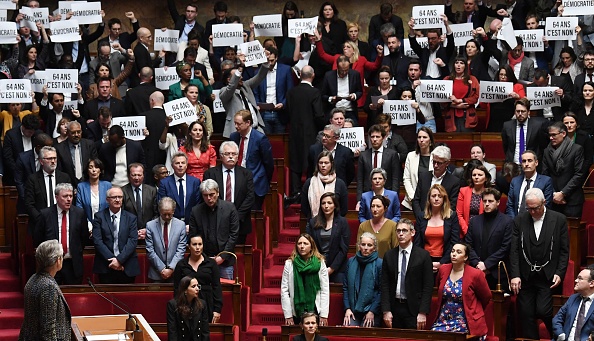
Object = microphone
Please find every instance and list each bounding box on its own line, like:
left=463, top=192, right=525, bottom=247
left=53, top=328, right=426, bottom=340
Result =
left=262, top=328, right=268, bottom=341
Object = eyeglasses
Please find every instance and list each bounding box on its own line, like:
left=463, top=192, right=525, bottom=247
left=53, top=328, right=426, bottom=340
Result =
left=526, top=204, right=543, bottom=211
left=396, top=229, right=410, bottom=234
left=222, top=152, right=238, bottom=157
left=42, top=157, right=57, bottom=161
left=549, top=132, right=563, bottom=137
left=108, top=196, right=124, bottom=200
left=432, top=160, right=447, bottom=166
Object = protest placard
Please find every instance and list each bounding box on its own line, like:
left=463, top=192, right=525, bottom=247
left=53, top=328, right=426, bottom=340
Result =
left=112, top=116, right=146, bottom=141
left=19, top=7, right=38, bottom=32
left=32, top=7, right=49, bottom=26
left=57, top=1, right=78, bottom=20
left=287, top=16, right=318, bottom=37
left=338, top=127, right=365, bottom=152
left=70, top=2, right=102, bottom=25
left=479, top=81, right=513, bottom=103
left=418, top=80, right=453, bottom=103
left=412, top=5, right=444, bottom=29
left=212, top=23, right=244, bottom=47
left=0, top=9, right=6, bottom=21
left=164, top=98, right=198, bottom=126
left=515, top=29, right=544, bottom=52
left=499, top=17, right=517, bottom=49
left=450, top=23, right=474, bottom=47
left=154, top=29, right=179, bottom=52
left=30, top=70, right=46, bottom=93
left=63, top=100, right=77, bottom=111
left=154, top=67, right=179, bottom=90
left=0, top=79, right=31, bottom=103
left=403, top=37, right=428, bottom=58
left=0, top=22, right=18, bottom=44
left=545, top=17, right=578, bottom=40
left=240, top=41, right=267, bottom=67
left=527, top=87, right=561, bottom=110
left=383, top=100, right=417, bottom=125
left=49, top=19, right=80, bottom=43
left=45, top=69, right=78, bottom=93
left=0, top=0, right=15, bottom=10
left=211, top=90, right=225, bottom=113
left=562, top=0, right=594, bottom=16
left=253, top=14, right=282, bottom=37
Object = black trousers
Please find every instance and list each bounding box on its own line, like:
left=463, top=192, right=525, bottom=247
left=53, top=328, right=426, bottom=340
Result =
left=55, top=258, right=82, bottom=285
left=517, top=271, right=556, bottom=339
left=392, top=299, right=417, bottom=329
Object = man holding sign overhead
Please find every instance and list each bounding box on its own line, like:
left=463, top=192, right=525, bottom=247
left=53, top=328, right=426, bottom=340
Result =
left=407, top=13, right=454, bottom=79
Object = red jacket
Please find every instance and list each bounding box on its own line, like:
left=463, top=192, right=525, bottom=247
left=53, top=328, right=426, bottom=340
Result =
left=456, top=186, right=484, bottom=238
left=441, top=75, right=479, bottom=132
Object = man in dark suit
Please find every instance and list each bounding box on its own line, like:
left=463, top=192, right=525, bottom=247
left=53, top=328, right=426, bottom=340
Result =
left=412, top=145, right=460, bottom=221
left=189, top=179, right=239, bottom=280
left=15, top=133, right=53, bottom=214
left=381, top=218, right=433, bottom=329
left=39, top=91, right=79, bottom=137
left=485, top=0, right=530, bottom=29
left=140, top=91, right=167, bottom=175
left=465, top=188, right=513, bottom=289
left=357, top=125, right=400, bottom=202
left=501, top=98, right=549, bottom=164
left=229, top=110, right=274, bottom=210
left=97, top=14, right=140, bottom=50
left=531, top=69, right=573, bottom=121
left=122, top=163, right=157, bottom=239
left=203, top=1, right=229, bottom=61
left=445, top=0, right=489, bottom=29
left=55, top=121, right=97, bottom=185
left=407, top=19, right=454, bottom=79
left=82, top=78, right=126, bottom=121
left=204, top=141, right=254, bottom=244
left=131, top=28, right=165, bottom=87
left=381, top=35, right=410, bottom=86
left=92, top=187, right=140, bottom=284
left=368, top=3, right=404, bottom=43
left=552, top=267, right=594, bottom=341
left=506, top=150, right=554, bottom=218
left=510, top=187, right=569, bottom=339
left=573, top=50, right=594, bottom=99
left=541, top=122, right=585, bottom=218
left=308, top=124, right=355, bottom=187
left=125, top=67, right=161, bottom=117
left=167, top=0, right=205, bottom=45
left=321, top=55, right=363, bottom=124
left=34, top=183, right=88, bottom=285
left=98, top=125, right=146, bottom=186
left=85, top=107, right=112, bottom=147
left=157, top=151, right=202, bottom=224
left=4, top=114, right=41, bottom=186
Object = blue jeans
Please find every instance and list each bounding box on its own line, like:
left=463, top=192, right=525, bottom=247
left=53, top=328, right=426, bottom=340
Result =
left=262, top=111, right=285, bottom=134
left=219, top=265, right=234, bottom=280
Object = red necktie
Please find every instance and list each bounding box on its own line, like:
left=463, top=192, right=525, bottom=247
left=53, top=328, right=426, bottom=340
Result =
left=61, top=210, right=68, bottom=254
left=238, top=136, right=245, bottom=166
left=373, top=151, right=378, bottom=168
left=225, top=169, right=232, bottom=201
left=163, top=221, right=169, bottom=250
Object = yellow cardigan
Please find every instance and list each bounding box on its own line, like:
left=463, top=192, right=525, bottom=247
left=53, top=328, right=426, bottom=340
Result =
left=0, top=108, right=39, bottom=141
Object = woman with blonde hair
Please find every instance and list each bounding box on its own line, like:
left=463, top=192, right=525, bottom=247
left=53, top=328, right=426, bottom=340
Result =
left=346, top=22, right=371, bottom=59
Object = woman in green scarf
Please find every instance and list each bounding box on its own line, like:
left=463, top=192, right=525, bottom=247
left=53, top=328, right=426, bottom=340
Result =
left=281, top=233, right=330, bottom=326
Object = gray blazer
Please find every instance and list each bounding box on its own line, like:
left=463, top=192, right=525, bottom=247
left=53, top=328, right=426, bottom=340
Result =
left=500, top=54, right=535, bottom=82
left=145, top=217, right=187, bottom=281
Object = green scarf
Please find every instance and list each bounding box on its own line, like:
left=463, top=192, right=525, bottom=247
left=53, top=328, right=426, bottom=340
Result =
left=292, top=256, right=321, bottom=316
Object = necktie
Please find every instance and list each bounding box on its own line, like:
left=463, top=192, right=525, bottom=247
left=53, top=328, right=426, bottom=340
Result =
left=135, top=187, right=142, bottom=214
left=576, top=297, right=590, bottom=339
left=61, top=210, right=68, bottom=254
left=400, top=250, right=407, bottom=298
left=373, top=151, right=379, bottom=168
left=238, top=137, right=245, bottom=166
left=238, top=91, right=259, bottom=126
left=74, top=144, right=82, bottom=179
left=163, top=221, right=169, bottom=251
left=518, top=123, right=525, bottom=164
left=48, top=174, right=54, bottom=207
left=112, top=214, right=119, bottom=256
left=589, top=74, right=593, bottom=82
left=225, top=169, right=232, bottom=202
left=519, top=179, right=533, bottom=212
left=178, top=179, right=185, bottom=214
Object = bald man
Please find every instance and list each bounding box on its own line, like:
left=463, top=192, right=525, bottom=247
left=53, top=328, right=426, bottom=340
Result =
left=125, top=67, right=161, bottom=116
left=132, top=28, right=166, bottom=87
left=141, top=91, right=167, bottom=180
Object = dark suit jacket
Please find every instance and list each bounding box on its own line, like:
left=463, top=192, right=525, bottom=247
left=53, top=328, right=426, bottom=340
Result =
left=15, top=149, right=36, bottom=213
left=55, top=139, right=97, bottom=184
left=445, top=4, right=489, bottom=28
left=412, top=171, right=461, bottom=221
left=188, top=199, right=239, bottom=265
left=97, top=140, right=146, bottom=182
left=409, top=34, right=455, bottom=78
left=141, top=107, right=167, bottom=173
left=506, top=173, right=554, bottom=218
left=97, top=21, right=140, bottom=50
left=39, top=106, right=78, bottom=136
left=307, top=142, right=355, bottom=187
left=254, top=62, right=294, bottom=121
left=167, top=0, right=205, bottom=40
left=510, top=209, right=569, bottom=282
left=542, top=142, right=585, bottom=208
left=34, top=205, right=88, bottom=278
left=528, top=76, right=574, bottom=121
left=356, top=147, right=400, bottom=200
left=501, top=117, right=549, bottom=163
left=292, top=335, right=329, bottom=341
left=166, top=298, right=210, bottom=341
left=321, top=69, right=362, bottom=117
left=131, top=43, right=163, bottom=87
left=414, top=211, right=460, bottom=263
left=84, top=120, right=104, bottom=144
left=157, top=174, right=202, bottom=222
left=125, top=83, right=161, bottom=117
left=465, top=212, right=513, bottom=278
left=487, top=0, right=530, bottom=29
left=82, top=97, right=126, bottom=121
left=381, top=245, right=433, bottom=317
left=122, top=183, right=157, bottom=229
left=306, top=216, right=350, bottom=273
left=229, top=129, right=274, bottom=197
left=25, top=170, right=73, bottom=225
left=92, top=208, right=140, bottom=277
left=203, top=165, right=255, bottom=236
left=553, top=292, right=594, bottom=340
left=3, top=126, right=27, bottom=182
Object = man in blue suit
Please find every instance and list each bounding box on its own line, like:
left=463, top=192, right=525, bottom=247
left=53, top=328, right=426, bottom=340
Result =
left=157, top=151, right=202, bottom=226
left=553, top=267, right=594, bottom=341
left=253, top=46, right=294, bottom=134
left=506, top=150, right=554, bottom=218
left=230, top=110, right=274, bottom=210
left=145, top=197, right=187, bottom=283
left=92, top=187, right=140, bottom=284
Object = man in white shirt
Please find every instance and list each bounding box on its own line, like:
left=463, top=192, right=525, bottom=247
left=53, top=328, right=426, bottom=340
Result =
left=553, top=267, right=594, bottom=341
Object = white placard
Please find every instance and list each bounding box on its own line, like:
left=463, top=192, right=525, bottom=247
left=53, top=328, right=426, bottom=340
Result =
left=527, top=86, right=561, bottom=109
left=154, top=67, right=180, bottom=90
left=30, top=70, right=46, bottom=92
left=212, top=23, right=244, bottom=47
left=63, top=100, right=77, bottom=111
left=253, top=14, right=282, bottom=37
left=450, top=23, right=474, bottom=47
left=240, top=40, right=267, bottom=67
left=337, top=127, right=365, bottom=153
left=0, top=79, right=32, bottom=103
left=0, top=22, right=18, bottom=44
left=0, top=9, right=6, bottom=21
left=383, top=100, right=416, bottom=125
left=58, top=1, right=79, bottom=20
left=562, top=0, right=594, bottom=16
left=412, top=5, right=445, bottom=29
left=154, top=29, right=179, bottom=52
left=32, top=7, right=49, bottom=26
left=212, top=90, right=225, bottom=113
left=295, top=51, right=311, bottom=70
left=500, top=17, right=517, bottom=49
left=403, top=37, right=428, bottom=58
left=45, top=69, right=78, bottom=93
left=49, top=19, right=80, bottom=43
left=287, top=16, right=318, bottom=38
left=479, top=81, right=513, bottom=103
left=545, top=17, right=578, bottom=40
left=515, top=29, right=544, bottom=52
left=0, top=0, right=14, bottom=10
left=70, top=2, right=102, bottom=25
left=112, top=116, right=146, bottom=141
left=418, top=80, right=453, bottom=103
left=164, top=97, right=198, bottom=126
left=19, top=7, right=38, bottom=33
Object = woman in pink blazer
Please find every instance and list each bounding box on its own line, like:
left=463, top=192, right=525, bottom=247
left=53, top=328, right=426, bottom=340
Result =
left=456, top=165, right=491, bottom=238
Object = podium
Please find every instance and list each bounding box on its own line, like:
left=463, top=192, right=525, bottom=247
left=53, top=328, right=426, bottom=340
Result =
left=71, top=314, right=159, bottom=341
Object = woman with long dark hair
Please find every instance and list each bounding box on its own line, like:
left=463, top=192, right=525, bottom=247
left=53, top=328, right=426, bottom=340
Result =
left=486, top=65, right=526, bottom=132
left=571, top=81, right=594, bottom=137
left=179, top=121, right=216, bottom=180
left=167, top=276, right=210, bottom=340
left=457, top=165, right=491, bottom=238
left=301, top=151, right=348, bottom=219
left=402, top=127, right=435, bottom=210
left=318, top=2, right=348, bottom=48
left=442, top=56, right=479, bottom=132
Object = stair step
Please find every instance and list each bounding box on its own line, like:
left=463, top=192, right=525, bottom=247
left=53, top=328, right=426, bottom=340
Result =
left=283, top=216, right=301, bottom=229
left=0, top=308, right=24, bottom=329
left=262, top=265, right=284, bottom=288
left=0, top=292, right=23, bottom=309
left=0, top=253, right=12, bottom=269
left=0, top=270, right=21, bottom=292
left=278, top=228, right=300, bottom=244
left=243, top=325, right=282, bottom=341
left=0, top=329, right=21, bottom=341
left=250, top=304, right=285, bottom=325
left=252, top=288, right=281, bottom=304
left=265, top=244, right=294, bottom=269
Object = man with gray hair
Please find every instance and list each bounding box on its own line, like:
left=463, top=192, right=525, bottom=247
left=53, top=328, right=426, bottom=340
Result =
left=189, top=179, right=239, bottom=279
left=55, top=121, right=98, bottom=184
left=34, top=183, right=88, bottom=284
left=307, top=124, right=355, bottom=186
left=412, top=145, right=460, bottom=220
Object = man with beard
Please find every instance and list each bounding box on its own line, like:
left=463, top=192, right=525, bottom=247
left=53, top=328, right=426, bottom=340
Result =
left=573, top=50, right=594, bottom=99
left=381, top=35, right=409, bottom=85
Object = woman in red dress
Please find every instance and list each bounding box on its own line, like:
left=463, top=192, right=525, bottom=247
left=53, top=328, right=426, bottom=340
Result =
left=179, top=121, right=216, bottom=180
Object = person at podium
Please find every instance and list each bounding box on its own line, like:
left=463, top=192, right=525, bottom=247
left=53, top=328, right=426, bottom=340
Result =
left=167, top=275, right=210, bottom=341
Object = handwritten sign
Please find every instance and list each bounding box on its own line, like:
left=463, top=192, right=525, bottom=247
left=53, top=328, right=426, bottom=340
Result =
left=562, top=0, right=594, bottom=16
left=450, top=23, right=474, bottom=47
left=112, top=116, right=146, bottom=141
left=70, top=2, right=102, bottom=25
left=49, top=19, right=80, bottom=43
left=240, top=40, right=267, bottom=67
left=287, top=16, right=318, bottom=38
left=19, top=7, right=38, bottom=33
left=479, top=81, right=513, bottom=103
left=403, top=37, right=428, bottom=58
left=383, top=100, right=416, bottom=125
left=164, top=97, right=198, bottom=126
left=211, top=90, right=225, bottom=113
left=30, top=70, right=46, bottom=92
left=527, top=87, right=561, bottom=110
left=0, top=22, right=18, bottom=44
left=0, top=80, right=31, bottom=103
left=338, top=127, right=365, bottom=153
left=154, top=67, right=179, bottom=90
left=515, top=29, right=544, bottom=52
left=545, top=17, right=578, bottom=40
left=253, top=14, right=282, bottom=37
left=212, top=23, right=244, bottom=47
left=418, top=80, right=453, bottom=103
left=412, top=5, right=444, bottom=29
left=0, top=0, right=15, bottom=10
left=154, top=29, right=179, bottom=52
left=63, top=100, right=77, bottom=111
left=45, top=69, right=78, bottom=93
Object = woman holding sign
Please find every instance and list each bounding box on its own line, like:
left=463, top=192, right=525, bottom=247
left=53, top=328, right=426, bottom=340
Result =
left=442, top=56, right=479, bottom=133
left=486, top=65, right=525, bottom=132
left=169, top=62, right=213, bottom=103
left=179, top=121, right=216, bottom=181
left=365, top=66, right=398, bottom=129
